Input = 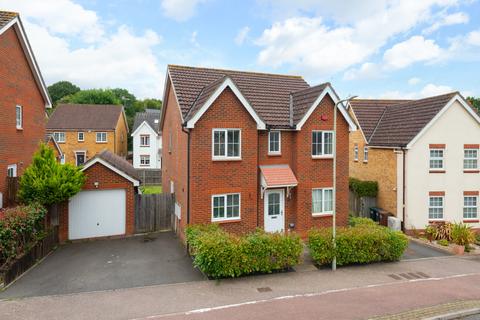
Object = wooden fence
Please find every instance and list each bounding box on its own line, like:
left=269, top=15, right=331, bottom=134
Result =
left=137, top=169, right=161, bottom=186
left=6, top=176, right=19, bottom=206
left=349, top=190, right=377, bottom=218
left=134, top=193, right=174, bottom=233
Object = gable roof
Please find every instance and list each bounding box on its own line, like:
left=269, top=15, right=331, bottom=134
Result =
left=44, top=133, right=63, bottom=156
left=47, top=104, right=124, bottom=130
left=167, top=65, right=355, bottom=130
left=0, top=11, right=52, bottom=108
left=82, top=150, right=140, bottom=186
left=132, top=109, right=161, bottom=134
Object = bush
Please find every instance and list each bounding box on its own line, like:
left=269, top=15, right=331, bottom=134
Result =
left=349, top=216, right=377, bottom=227
left=437, top=239, right=449, bottom=246
left=308, top=225, right=408, bottom=266
left=349, top=178, right=378, bottom=197
left=451, top=223, right=475, bottom=246
left=425, top=222, right=453, bottom=241
left=186, top=225, right=303, bottom=278
left=0, top=203, right=47, bottom=265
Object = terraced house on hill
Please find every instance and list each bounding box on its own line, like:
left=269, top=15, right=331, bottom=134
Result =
left=46, top=104, right=129, bottom=166
left=161, top=65, right=356, bottom=239
left=348, top=93, right=480, bottom=231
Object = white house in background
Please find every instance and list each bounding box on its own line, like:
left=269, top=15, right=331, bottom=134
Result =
left=132, top=109, right=162, bottom=169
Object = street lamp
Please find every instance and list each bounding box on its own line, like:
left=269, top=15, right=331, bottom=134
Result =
left=332, top=95, right=357, bottom=271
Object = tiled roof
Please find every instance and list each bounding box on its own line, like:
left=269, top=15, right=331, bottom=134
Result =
left=168, top=65, right=313, bottom=128
left=260, top=165, right=298, bottom=187
left=133, top=109, right=161, bottom=133
left=47, top=104, right=123, bottom=130
left=94, top=150, right=139, bottom=181
left=0, top=11, right=17, bottom=29
left=292, top=84, right=330, bottom=124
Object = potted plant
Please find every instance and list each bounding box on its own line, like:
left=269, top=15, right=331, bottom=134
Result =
left=451, top=223, right=475, bottom=255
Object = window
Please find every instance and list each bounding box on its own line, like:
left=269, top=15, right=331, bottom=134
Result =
left=78, top=132, right=84, bottom=142
left=140, top=135, right=150, bottom=147
left=312, top=188, right=333, bottom=215
left=212, top=193, right=240, bottom=221
left=464, top=196, right=478, bottom=220
left=353, top=144, right=358, bottom=161
left=7, top=164, right=17, bottom=177
left=15, top=105, right=22, bottom=129
left=268, top=131, right=281, bottom=155
left=429, top=149, right=444, bottom=170
left=464, top=149, right=478, bottom=170
left=60, top=154, right=65, bottom=165
left=170, top=180, right=175, bottom=194
left=312, top=131, right=334, bottom=157
left=168, top=130, right=172, bottom=153
left=140, top=155, right=150, bottom=166
left=96, top=132, right=107, bottom=143
left=54, top=132, right=65, bottom=143
left=212, top=129, right=241, bottom=159
left=363, top=147, right=369, bottom=162
left=428, top=196, right=444, bottom=220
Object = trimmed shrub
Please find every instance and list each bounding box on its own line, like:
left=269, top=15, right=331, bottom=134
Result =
left=349, top=178, right=378, bottom=197
left=349, top=216, right=377, bottom=227
left=308, top=225, right=408, bottom=266
left=186, top=225, right=303, bottom=278
left=0, top=203, right=47, bottom=265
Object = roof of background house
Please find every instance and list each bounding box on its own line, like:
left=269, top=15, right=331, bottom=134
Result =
left=132, top=109, right=161, bottom=133
left=0, top=11, right=17, bottom=29
left=168, top=65, right=335, bottom=128
left=47, top=104, right=123, bottom=130
left=351, top=92, right=459, bottom=147
left=88, top=150, right=139, bottom=181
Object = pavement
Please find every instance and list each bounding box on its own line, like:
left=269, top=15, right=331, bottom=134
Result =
left=0, top=232, right=204, bottom=299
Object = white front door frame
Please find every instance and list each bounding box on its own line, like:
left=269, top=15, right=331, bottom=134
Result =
left=264, top=189, right=285, bottom=232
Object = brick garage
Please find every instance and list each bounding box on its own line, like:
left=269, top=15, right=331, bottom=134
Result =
left=59, top=151, right=139, bottom=242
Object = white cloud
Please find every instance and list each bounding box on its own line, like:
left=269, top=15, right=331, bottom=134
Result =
left=161, top=0, right=206, bottom=21
left=190, top=30, right=200, bottom=47
left=235, top=26, right=250, bottom=45
left=408, top=77, right=421, bottom=85
left=383, top=36, right=442, bottom=69
left=379, top=83, right=453, bottom=99
left=343, top=62, right=382, bottom=81
left=423, top=12, right=469, bottom=34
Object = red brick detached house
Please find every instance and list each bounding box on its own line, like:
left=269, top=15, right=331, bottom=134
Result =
left=0, top=11, right=52, bottom=208
left=160, top=65, right=356, bottom=239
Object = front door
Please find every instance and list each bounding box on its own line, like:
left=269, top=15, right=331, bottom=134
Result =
left=264, top=189, right=285, bottom=232
left=76, top=152, right=86, bottom=166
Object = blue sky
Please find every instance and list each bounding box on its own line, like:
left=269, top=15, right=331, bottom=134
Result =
left=1, top=0, right=479, bottom=100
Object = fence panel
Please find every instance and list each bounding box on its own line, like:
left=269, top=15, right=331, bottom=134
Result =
left=135, top=193, right=173, bottom=233
left=349, top=190, right=377, bottom=218
left=6, top=177, right=19, bottom=206
left=137, top=169, right=162, bottom=186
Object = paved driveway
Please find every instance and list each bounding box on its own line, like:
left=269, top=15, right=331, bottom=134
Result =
left=0, top=232, right=204, bottom=299
left=402, top=240, right=452, bottom=260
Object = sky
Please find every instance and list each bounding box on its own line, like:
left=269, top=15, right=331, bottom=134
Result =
left=1, top=0, right=479, bottom=100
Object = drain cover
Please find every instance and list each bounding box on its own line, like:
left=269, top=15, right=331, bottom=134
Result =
left=388, top=272, right=431, bottom=280
left=257, top=287, right=272, bottom=292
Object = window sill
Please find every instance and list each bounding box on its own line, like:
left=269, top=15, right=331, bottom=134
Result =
left=463, top=219, right=479, bottom=223
left=212, top=157, right=242, bottom=162
left=312, top=213, right=333, bottom=218
left=363, top=160, right=368, bottom=163
left=78, top=141, right=84, bottom=143
left=16, top=127, right=23, bottom=131
left=140, top=145, right=150, bottom=148
left=96, top=141, right=108, bottom=144
left=428, top=219, right=445, bottom=223
left=213, top=218, right=241, bottom=224
left=268, top=153, right=282, bottom=157
left=464, top=170, right=479, bottom=173
left=312, top=155, right=333, bottom=160
left=140, top=165, right=151, bottom=167
left=429, top=170, right=445, bottom=173
left=354, top=159, right=358, bottom=162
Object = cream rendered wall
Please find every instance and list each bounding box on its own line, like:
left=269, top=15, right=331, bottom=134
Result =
left=132, top=122, right=161, bottom=169
left=405, top=100, right=480, bottom=229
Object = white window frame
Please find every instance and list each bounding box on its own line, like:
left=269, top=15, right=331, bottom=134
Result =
left=96, top=132, right=107, bottom=143
left=353, top=144, right=358, bottom=161
left=464, top=149, right=478, bottom=171
left=54, top=132, right=65, bottom=143
left=268, top=131, right=281, bottom=155
left=429, top=148, right=444, bottom=170
left=428, top=196, right=444, bottom=221
left=75, top=151, right=86, bottom=166
left=140, top=134, right=150, bottom=147
left=7, top=164, right=17, bottom=177
left=170, top=180, right=175, bottom=194
left=312, top=130, right=334, bottom=158
left=15, top=105, right=22, bottom=129
left=140, top=155, right=150, bottom=166
left=463, top=196, right=478, bottom=220
left=363, top=146, right=369, bottom=163
left=169, top=130, right=172, bottom=153
left=212, top=129, right=241, bottom=160
left=312, top=188, right=334, bottom=216
left=211, top=193, right=241, bottom=222
left=77, top=132, right=84, bottom=142
left=60, top=154, right=66, bottom=164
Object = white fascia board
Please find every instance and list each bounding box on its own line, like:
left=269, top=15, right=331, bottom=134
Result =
left=295, top=85, right=357, bottom=131
left=406, top=94, right=480, bottom=149
left=82, top=158, right=140, bottom=186
left=131, top=120, right=159, bottom=137
left=186, top=77, right=266, bottom=130
left=347, top=102, right=368, bottom=143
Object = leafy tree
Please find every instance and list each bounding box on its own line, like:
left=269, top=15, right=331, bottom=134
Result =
left=61, top=89, right=122, bottom=105
left=47, top=81, right=80, bottom=106
left=18, top=143, right=86, bottom=206
left=134, top=98, right=162, bottom=111
left=467, top=97, right=480, bottom=113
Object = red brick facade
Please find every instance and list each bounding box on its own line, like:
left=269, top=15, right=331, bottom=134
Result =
left=0, top=27, right=47, bottom=206
left=58, top=162, right=136, bottom=242
left=162, top=78, right=350, bottom=239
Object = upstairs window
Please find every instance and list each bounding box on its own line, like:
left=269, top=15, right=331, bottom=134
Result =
left=353, top=144, right=358, bottom=161
left=364, top=147, right=369, bottom=162
left=464, top=196, right=478, bottom=220
left=96, top=132, right=107, bottom=143
left=312, top=131, right=334, bottom=157
left=78, top=132, right=84, bottom=142
left=140, top=135, right=150, bottom=147
left=464, top=149, right=478, bottom=170
left=54, top=132, right=65, bottom=143
left=268, top=131, right=281, bottom=155
left=213, top=129, right=241, bottom=160
left=15, top=105, right=22, bottom=129
left=429, top=149, right=444, bottom=170
left=7, top=164, right=17, bottom=177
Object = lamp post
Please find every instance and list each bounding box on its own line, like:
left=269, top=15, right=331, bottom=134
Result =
left=332, top=95, right=357, bottom=271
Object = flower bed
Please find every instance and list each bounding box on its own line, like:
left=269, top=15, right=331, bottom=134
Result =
left=186, top=224, right=303, bottom=279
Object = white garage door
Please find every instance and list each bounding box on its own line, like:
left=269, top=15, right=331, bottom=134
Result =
left=69, top=189, right=126, bottom=240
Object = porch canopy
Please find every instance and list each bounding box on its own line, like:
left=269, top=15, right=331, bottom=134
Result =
left=260, top=165, right=298, bottom=198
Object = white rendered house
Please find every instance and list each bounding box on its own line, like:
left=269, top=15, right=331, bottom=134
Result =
left=132, top=109, right=162, bottom=169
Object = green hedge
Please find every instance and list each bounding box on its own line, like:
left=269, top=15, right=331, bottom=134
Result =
left=349, top=178, right=378, bottom=197
left=186, top=224, right=303, bottom=278
left=308, top=224, right=408, bottom=267
left=349, top=216, right=377, bottom=227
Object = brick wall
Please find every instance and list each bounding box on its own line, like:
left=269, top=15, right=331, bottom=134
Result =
left=0, top=27, right=47, bottom=205
left=58, top=162, right=135, bottom=242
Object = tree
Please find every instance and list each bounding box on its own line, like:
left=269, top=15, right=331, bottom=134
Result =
left=18, top=143, right=86, bottom=206
left=47, top=81, right=80, bottom=106
left=134, top=98, right=162, bottom=111
left=61, top=89, right=122, bottom=105
left=467, top=97, right=480, bottom=114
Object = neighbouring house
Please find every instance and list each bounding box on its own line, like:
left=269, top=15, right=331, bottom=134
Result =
left=132, top=109, right=162, bottom=169
left=45, top=134, right=63, bottom=162
left=0, top=11, right=52, bottom=208
left=161, top=65, right=356, bottom=240
left=348, top=93, right=480, bottom=231
left=46, top=104, right=129, bottom=166
left=58, top=149, right=139, bottom=242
